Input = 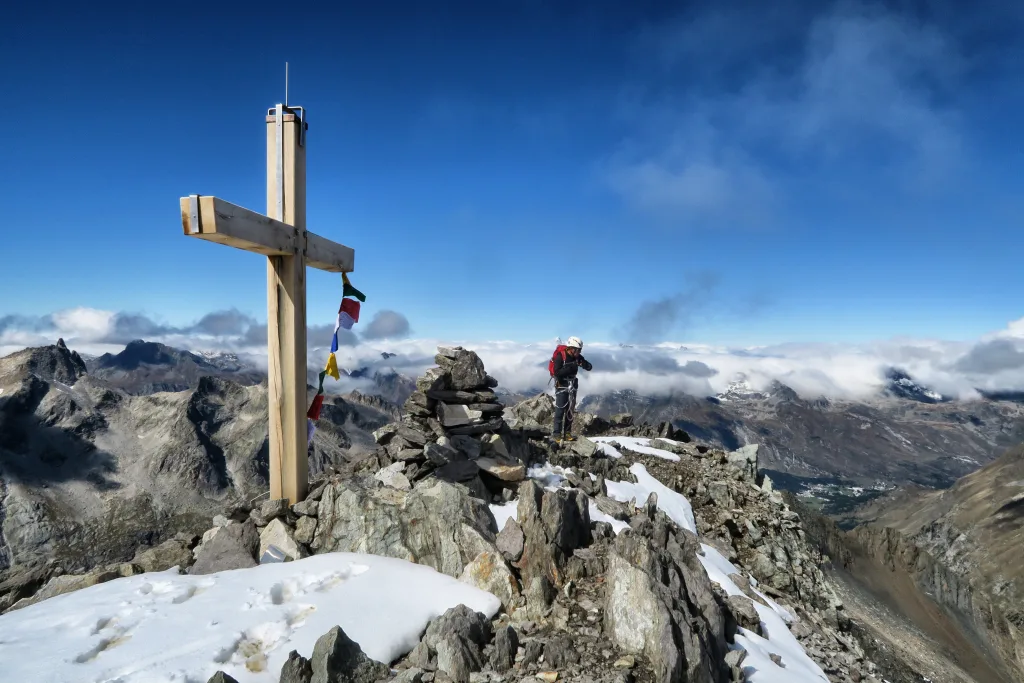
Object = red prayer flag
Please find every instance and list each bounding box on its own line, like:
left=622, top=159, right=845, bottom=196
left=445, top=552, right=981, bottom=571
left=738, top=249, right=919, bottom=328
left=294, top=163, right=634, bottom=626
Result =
left=340, top=298, right=361, bottom=323
left=306, top=393, right=325, bottom=421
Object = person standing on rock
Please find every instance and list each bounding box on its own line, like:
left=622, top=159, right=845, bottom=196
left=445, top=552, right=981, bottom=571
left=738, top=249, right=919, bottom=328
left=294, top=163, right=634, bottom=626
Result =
left=550, top=337, right=592, bottom=444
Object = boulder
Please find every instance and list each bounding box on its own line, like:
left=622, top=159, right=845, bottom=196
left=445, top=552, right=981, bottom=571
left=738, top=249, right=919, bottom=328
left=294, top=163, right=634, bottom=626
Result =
left=312, top=475, right=499, bottom=577
left=436, top=632, right=483, bottom=682
left=610, top=413, right=634, bottom=427
left=373, top=424, right=400, bottom=445
left=422, top=604, right=493, bottom=650
left=450, top=435, right=482, bottom=460
left=496, top=517, right=525, bottom=562
left=425, top=440, right=463, bottom=466
left=259, top=518, right=307, bottom=562
left=726, top=444, right=759, bottom=480
left=490, top=625, right=519, bottom=673
left=191, top=519, right=259, bottom=575
left=260, top=498, right=291, bottom=522
left=458, top=550, right=520, bottom=610
left=293, top=498, right=320, bottom=517
left=568, top=438, right=598, bottom=458
left=294, top=515, right=318, bottom=545
left=416, top=367, right=451, bottom=393
left=207, top=672, right=240, bottom=683
left=310, top=625, right=388, bottom=683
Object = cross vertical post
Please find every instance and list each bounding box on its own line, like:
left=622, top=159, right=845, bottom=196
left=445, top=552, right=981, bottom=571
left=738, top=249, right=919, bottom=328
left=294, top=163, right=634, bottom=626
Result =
left=266, top=105, right=307, bottom=504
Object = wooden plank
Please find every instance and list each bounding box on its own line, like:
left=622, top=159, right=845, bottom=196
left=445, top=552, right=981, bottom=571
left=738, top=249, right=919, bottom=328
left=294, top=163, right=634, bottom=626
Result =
left=179, top=195, right=299, bottom=256
left=306, top=231, right=355, bottom=272
left=265, top=106, right=309, bottom=505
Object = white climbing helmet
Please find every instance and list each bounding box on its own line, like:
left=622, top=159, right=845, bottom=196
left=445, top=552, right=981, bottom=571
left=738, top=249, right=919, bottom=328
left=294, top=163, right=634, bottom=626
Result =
left=566, top=336, right=583, bottom=349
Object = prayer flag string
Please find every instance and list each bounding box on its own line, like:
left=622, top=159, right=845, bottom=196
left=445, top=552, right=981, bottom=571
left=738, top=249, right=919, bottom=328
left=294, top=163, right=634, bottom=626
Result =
left=306, top=272, right=367, bottom=442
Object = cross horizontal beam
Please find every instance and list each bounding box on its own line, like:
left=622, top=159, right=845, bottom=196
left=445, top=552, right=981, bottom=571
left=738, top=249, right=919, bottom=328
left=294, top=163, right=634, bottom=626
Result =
left=179, top=195, right=354, bottom=273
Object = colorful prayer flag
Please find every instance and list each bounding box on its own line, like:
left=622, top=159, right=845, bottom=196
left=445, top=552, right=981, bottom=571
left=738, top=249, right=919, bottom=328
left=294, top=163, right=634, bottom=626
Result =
left=325, top=352, right=340, bottom=381
left=341, top=298, right=361, bottom=323
left=306, top=392, right=325, bottom=421
left=338, top=311, right=355, bottom=330
left=342, top=273, right=366, bottom=302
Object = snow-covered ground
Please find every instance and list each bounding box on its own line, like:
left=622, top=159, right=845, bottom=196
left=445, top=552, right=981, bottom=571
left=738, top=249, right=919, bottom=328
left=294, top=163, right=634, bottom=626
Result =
left=0, top=553, right=500, bottom=683
left=588, top=436, right=682, bottom=462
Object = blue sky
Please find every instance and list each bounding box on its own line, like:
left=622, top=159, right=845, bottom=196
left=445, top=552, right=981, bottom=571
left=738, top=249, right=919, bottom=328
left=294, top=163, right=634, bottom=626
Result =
left=3, top=0, right=1024, bottom=347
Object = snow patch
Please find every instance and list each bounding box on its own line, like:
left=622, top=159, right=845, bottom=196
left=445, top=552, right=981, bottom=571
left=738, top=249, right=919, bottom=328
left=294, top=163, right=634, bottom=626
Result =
left=0, top=552, right=500, bottom=683
left=588, top=436, right=681, bottom=462
left=605, top=463, right=696, bottom=534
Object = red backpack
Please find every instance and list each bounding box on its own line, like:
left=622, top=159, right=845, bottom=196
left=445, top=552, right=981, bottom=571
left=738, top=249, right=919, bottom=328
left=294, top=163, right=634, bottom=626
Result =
left=548, top=345, right=568, bottom=377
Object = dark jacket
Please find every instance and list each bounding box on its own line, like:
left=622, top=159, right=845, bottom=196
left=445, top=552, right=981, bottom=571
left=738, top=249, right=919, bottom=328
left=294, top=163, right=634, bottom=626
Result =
left=553, top=350, right=592, bottom=386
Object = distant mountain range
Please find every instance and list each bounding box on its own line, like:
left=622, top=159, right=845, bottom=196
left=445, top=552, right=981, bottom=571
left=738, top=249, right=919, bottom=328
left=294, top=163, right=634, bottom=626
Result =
left=42, top=338, right=1024, bottom=519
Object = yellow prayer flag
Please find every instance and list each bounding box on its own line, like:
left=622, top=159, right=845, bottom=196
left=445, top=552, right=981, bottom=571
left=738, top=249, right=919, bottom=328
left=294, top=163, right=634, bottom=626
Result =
left=324, top=353, right=340, bottom=381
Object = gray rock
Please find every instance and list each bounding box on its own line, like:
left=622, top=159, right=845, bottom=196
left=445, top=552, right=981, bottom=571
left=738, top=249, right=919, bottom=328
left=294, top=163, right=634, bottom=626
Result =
left=310, top=625, right=388, bottom=683
left=423, top=604, right=493, bottom=650
left=450, top=435, right=482, bottom=460
left=438, top=403, right=485, bottom=428
left=293, top=499, right=320, bottom=516
left=398, top=425, right=431, bottom=447
left=425, top=441, right=463, bottom=466
left=261, top=498, right=290, bottom=521
left=725, top=595, right=763, bottom=636
left=725, top=444, right=759, bottom=480
left=191, top=519, right=259, bottom=575
left=407, top=640, right=432, bottom=669
left=131, top=537, right=196, bottom=573
left=417, top=367, right=451, bottom=393
left=604, top=532, right=728, bottom=683
left=280, top=649, right=314, bottom=683
left=459, top=551, right=520, bottom=610
left=436, top=632, right=482, bottom=683
left=375, top=461, right=413, bottom=491
left=517, top=480, right=591, bottom=608
left=394, top=668, right=425, bottom=683
left=259, top=518, right=307, bottom=562
left=508, top=394, right=553, bottom=434
left=490, top=625, right=519, bottom=673
left=724, top=649, right=746, bottom=668
left=543, top=635, right=580, bottom=668
left=496, top=517, right=525, bottom=562
left=311, top=475, right=498, bottom=578
left=207, top=672, right=240, bottom=683
left=446, top=418, right=505, bottom=436
left=594, top=495, right=632, bottom=522
left=568, top=437, right=598, bottom=458
left=373, top=423, right=400, bottom=445
left=295, top=515, right=318, bottom=545
left=435, top=347, right=488, bottom=391
left=475, top=456, right=525, bottom=482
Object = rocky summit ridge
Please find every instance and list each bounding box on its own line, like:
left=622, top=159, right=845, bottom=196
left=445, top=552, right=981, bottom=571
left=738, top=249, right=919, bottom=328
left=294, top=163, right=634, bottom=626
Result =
left=2, top=344, right=926, bottom=683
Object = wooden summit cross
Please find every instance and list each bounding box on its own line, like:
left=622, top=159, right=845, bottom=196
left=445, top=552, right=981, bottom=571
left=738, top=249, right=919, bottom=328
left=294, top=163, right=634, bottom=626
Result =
left=177, top=103, right=354, bottom=504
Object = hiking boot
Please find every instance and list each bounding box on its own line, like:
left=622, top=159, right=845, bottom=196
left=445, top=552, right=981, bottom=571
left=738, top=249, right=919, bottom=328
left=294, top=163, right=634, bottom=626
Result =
left=563, top=434, right=576, bottom=442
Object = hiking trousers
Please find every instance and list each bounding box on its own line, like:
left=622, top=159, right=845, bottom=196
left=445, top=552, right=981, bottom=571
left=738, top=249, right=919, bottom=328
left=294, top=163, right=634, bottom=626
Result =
left=552, top=378, right=577, bottom=437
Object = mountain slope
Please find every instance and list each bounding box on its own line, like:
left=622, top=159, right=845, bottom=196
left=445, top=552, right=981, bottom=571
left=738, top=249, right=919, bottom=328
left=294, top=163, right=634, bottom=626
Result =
left=847, top=443, right=1024, bottom=682
left=0, top=340, right=391, bottom=591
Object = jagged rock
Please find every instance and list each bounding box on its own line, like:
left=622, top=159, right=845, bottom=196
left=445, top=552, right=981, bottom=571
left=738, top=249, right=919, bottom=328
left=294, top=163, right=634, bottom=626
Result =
left=191, top=519, right=259, bottom=574
left=373, top=423, right=400, bottom=445
left=280, top=649, right=314, bottom=683
left=610, top=413, right=633, bottom=427
left=294, top=515, right=318, bottom=545
left=578, top=413, right=611, bottom=436
left=398, top=425, right=431, bottom=447
left=260, top=518, right=306, bottom=562
left=207, top=672, right=240, bottom=683
left=490, top=625, right=519, bottom=672
left=604, top=531, right=728, bottom=683
left=446, top=417, right=505, bottom=436
left=543, top=635, right=580, bottom=668
left=423, top=604, right=493, bottom=650
left=724, top=649, right=746, bottom=668
left=496, top=517, right=525, bottom=562
left=312, top=475, right=498, bottom=577
left=310, top=624, right=388, bottom=683
left=725, top=444, right=758, bottom=480
left=458, top=550, right=520, bottom=610
left=261, top=498, right=291, bottom=522
left=375, top=461, right=412, bottom=491
left=475, top=456, right=525, bottom=482
left=484, top=374, right=499, bottom=388
left=517, top=480, right=591, bottom=608
left=407, top=641, right=432, bottom=669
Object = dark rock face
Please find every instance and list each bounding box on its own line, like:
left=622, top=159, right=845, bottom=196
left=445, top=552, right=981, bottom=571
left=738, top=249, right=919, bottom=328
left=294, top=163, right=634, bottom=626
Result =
left=516, top=480, right=591, bottom=608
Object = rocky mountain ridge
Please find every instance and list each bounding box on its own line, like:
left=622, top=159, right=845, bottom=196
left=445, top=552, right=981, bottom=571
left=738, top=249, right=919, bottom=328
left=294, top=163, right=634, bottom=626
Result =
left=4, top=344, right=988, bottom=683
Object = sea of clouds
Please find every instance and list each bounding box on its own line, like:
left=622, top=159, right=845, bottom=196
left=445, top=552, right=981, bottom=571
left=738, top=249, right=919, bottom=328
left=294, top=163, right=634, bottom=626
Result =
left=4, top=307, right=1024, bottom=403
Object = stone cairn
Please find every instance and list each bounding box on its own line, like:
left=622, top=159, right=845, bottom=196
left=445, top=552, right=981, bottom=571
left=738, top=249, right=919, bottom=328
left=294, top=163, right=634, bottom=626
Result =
left=363, top=346, right=530, bottom=499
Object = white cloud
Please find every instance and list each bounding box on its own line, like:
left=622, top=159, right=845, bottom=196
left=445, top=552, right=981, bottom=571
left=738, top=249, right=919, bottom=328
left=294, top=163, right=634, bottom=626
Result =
left=6, top=309, right=1024, bottom=403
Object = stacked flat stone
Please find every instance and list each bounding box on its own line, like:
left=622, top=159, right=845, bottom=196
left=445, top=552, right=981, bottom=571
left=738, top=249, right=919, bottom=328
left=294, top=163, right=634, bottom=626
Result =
left=371, top=346, right=526, bottom=498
